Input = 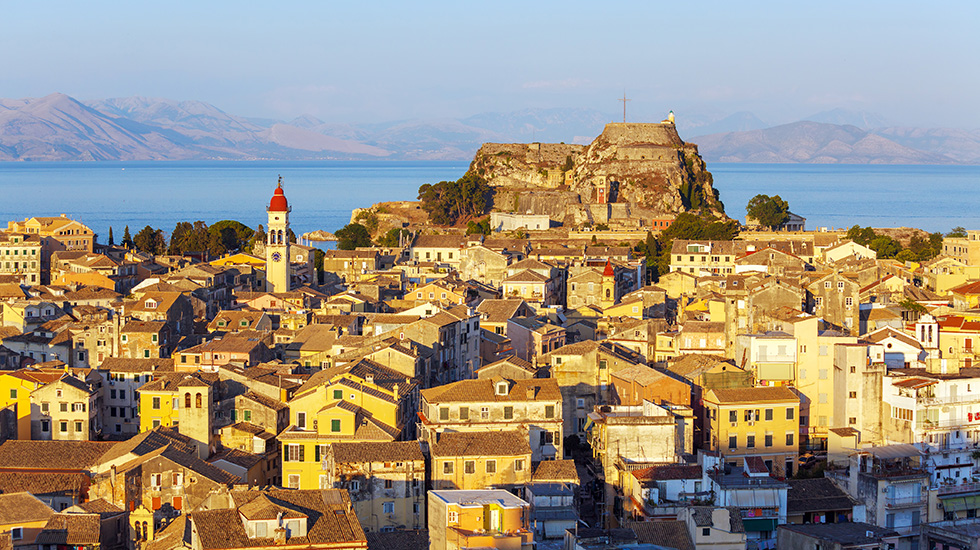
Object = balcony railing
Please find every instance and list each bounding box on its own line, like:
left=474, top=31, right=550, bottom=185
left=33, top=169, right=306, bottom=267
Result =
left=938, top=481, right=980, bottom=496
left=885, top=495, right=923, bottom=508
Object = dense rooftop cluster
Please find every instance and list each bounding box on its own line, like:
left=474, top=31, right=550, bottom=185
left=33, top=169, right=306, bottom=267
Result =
left=4, top=188, right=980, bottom=550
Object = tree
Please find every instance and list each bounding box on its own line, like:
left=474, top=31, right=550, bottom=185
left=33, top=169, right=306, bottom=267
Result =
left=209, top=220, right=254, bottom=253
left=247, top=224, right=266, bottom=252
left=108, top=227, right=114, bottom=246
left=133, top=226, right=165, bottom=255
left=122, top=226, right=133, bottom=249
left=418, top=172, right=493, bottom=226
left=746, top=194, right=789, bottom=229
left=377, top=228, right=410, bottom=247
left=948, top=227, right=968, bottom=238
left=313, top=249, right=325, bottom=284
left=846, top=225, right=877, bottom=246
left=465, top=218, right=491, bottom=236
left=335, top=223, right=372, bottom=250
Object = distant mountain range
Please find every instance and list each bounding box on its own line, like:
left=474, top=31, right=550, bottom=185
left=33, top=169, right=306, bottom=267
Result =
left=0, top=93, right=977, bottom=164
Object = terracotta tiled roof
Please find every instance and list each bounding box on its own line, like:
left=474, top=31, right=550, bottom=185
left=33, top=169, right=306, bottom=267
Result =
left=121, top=320, right=167, bottom=333
left=630, top=521, right=694, bottom=550
left=0, top=471, right=87, bottom=497
left=330, top=441, right=425, bottom=464
left=192, top=489, right=365, bottom=549
left=707, top=386, right=799, bottom=404
left=99, top=357, right=175, bottom=373
left=99, top=427, right=196, bottom=465
left=430, top=431, right=531, bottom=458
left=0, top=492, right=55, bottom=524
left=0, top=440, right=115, bottom=471
left=787, top=478, right=857, bottom=514
left=240, top=390, right=288, bottom=412
left=532, top=460, right=579, bottom=483
left=36, top=514, right=102, bottom=545
left=421, top=378, right=560, bottom=403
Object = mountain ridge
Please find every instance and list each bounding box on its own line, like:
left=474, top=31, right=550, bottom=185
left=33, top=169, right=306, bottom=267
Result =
left=0, top=93, right=976, bottom=164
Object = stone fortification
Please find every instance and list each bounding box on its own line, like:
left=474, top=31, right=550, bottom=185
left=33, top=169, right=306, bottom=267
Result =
left=472, top=121, right=723, bottom=225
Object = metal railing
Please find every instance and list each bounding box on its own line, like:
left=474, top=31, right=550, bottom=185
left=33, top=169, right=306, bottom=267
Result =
left=938, top=481, right=980, bottom=496
left=885, top=495, right=923, bottom=508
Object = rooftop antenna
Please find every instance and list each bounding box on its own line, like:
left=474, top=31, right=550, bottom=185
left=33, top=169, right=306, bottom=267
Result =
left=619, top=91, right=630, bottom=123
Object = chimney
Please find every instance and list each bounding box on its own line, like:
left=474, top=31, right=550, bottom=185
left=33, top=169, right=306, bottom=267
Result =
left=274, top=527, right=287, bottom=545
left=526, top=387, right=535, bottom=400
left=393, top=383, right=399, bottom=400
left=365, top=373, right=374, bottom=385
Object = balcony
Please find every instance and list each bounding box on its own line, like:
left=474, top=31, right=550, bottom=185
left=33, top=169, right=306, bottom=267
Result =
left=885, top=495, right=923, bottom=509
left=938, top=481, right=980, bottom=496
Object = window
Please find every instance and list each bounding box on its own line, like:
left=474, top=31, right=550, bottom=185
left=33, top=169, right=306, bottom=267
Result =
left=765, top=408, right=773, bottom=421
left=286, top=444, right=303, bottom=462
left=288, top=475, right=300, bottom=489
left=40, top=420, right=49, bottom=432
left=297, top=412, right=307, bottom=430
left=243, top=410, right=252, bottom=422
left=576, top=398, right=585, bottom=409
left=150, top=473, right=162, bottom=488
left=464, top=460, right=475, bottom=474
left=702, top=528, right=710, bottom=537
left=383, top=501, right=394, bottom=514
left=333, top=389, right=343, bottom=399
left=849, top=391, right=857, bottom=399
left=443, top=461, right=453, bottom=474
left=256, top=522, right=267, bottom=537
left=10, top=528, right=22, bottom=541
left=350, top=480, right=360, bottom=491
left=599, top=359, right=607, bottom=369
left=331, top=419, right=341, bottom=433
left=786, top=408, right=794, bottom=420
left=74, top=421, right=83, bottom=432
left=515, top=459, right=525, bottom=471
left=448, top=510, right=458, bottom=524
left=481, top=407, right=489, bottom=419
left=439, top=407, right=449, bottom=420
left=185, top=393, right=191, bottom=409
left=60, top=402, right=68, bottom=412
left=729, top=435, right=737, bottom=448
left=8, top=389, right=15, bottom=399
left=849, top=417, right=857, bottom=425
left=765, top=434, right=773, bottom=447
left=504, top=406, right=513, bottom=420
left=384, top=479, right=393, bottom=489
left=172, top=473, right=183, bottom=487
left=459, top=407, right=469, bottom=420
left=41, top=402, right=48, bottom=413
left=60, top=421, right=68, bottom=433
left=746, top=435, right=755, bottom=448
left=729, top=410, right=737, bottom=423
left=486, top=460, right=496, bottom=474
left=786, top=432, right=794, bottom=446
left=845, top=297, right=853, bottom=307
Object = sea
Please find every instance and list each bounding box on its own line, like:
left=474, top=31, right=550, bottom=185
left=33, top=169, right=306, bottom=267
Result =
left=0, top=161, right=977, bottom=245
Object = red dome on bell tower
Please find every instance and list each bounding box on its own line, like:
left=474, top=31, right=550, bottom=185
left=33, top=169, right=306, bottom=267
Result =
left=268, top=176, right=289, bottom=212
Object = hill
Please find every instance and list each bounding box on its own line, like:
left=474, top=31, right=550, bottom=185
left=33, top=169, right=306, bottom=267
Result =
left=692, top=121, right=957, bottom=164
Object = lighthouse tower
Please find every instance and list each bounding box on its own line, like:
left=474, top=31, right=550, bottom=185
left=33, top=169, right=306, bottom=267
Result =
left=265, top=176, right=291, bottom=293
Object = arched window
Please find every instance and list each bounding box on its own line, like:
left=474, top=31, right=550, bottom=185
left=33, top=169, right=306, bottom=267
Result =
left=605, top=288, right=611, bottom=299
left=184, top=393, right=191, bottom=409
left=269, top=231, right=274, bottom=245
left=195, top=393, right=203, bottom=408
left=278, top=230, right=284, bottom=244
left=143, top=521, right=149, bottom=540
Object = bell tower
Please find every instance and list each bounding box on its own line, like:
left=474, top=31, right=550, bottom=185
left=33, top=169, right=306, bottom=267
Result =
left=266, top=176, right=291, bottom=293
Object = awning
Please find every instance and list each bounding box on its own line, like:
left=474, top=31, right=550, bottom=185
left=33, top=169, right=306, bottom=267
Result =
left=758, top=363, right=795, bottom=380
left=940, top=495, right=980, bottom=512
left=742, top=518, right=778, bottom=533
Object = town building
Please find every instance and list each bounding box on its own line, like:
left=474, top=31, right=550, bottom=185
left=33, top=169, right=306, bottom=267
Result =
left=427, top=489, right=533, bottom=550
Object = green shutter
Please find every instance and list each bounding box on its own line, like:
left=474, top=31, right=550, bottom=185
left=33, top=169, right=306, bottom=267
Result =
left=231, top=409, right=237, bottom=422
left=299, top=444, right=305, bottom=462
left=315, top=445, right=321, bottom=462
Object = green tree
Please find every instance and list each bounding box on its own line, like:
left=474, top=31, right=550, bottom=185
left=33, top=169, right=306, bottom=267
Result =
left=746, top=194, right=789, bottom=229
left=947, top=227, right=968, bottom=238
left=651, top=212, right=740, bottom=279
left=335, top=223, right=372, bottom=250
left=846, top=225, right=877, bottom=246
left=377, top=228, right=410, bottom=247
left=133, top=225, right=165, bottom=255
left=247, top=224, right=266, bottom=253
left=418, top=172, right=493, bottom=226
left=313, top=248, right=325, bottom=284
left=122, top=226, right=133, bottom=249
left=108, top=227, right=114, bottom=246
left=466, top=217, right=491, bottom=236
left=208, top=220, right=254, bottom=252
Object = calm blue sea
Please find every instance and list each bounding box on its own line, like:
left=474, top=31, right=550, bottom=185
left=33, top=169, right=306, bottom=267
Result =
left=0, top=161, right=977, bottom=241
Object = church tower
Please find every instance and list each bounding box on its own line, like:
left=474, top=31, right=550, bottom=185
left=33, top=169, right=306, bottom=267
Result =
left=265, top=176, right=291, bottom=293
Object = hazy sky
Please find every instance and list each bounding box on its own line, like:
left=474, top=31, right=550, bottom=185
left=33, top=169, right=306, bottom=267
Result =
left=4, top=1, right=977, bottom=127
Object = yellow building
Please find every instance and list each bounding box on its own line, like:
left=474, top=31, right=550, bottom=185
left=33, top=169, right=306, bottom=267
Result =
left=0, top=492, right=56, bottom=548
left=137, top=371, right=217, bottom=458
left=324, top=441, right=426, bottom=532
left=279, top=359, right=418, bottom=489
left=428, top=489, right=533, bottom=550
left=429, top=431, right=532, bottom=492
left=703, top=386, right=800, bottom=476
left=0, top=370, right=60, bottom=439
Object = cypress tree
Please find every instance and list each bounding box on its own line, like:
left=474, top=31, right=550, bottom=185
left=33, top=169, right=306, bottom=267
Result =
left=108, top=227, right=114, bottom=246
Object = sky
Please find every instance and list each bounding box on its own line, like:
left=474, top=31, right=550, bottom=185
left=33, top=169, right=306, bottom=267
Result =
left=3, top=1, right=977, bottom=128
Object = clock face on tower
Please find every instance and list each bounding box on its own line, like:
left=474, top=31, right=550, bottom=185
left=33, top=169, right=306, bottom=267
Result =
left=271, top=252, right=282, bottom=262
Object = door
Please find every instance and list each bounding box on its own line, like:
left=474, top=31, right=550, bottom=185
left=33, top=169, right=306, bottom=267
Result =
left=489, top=509, right=500, bottom=531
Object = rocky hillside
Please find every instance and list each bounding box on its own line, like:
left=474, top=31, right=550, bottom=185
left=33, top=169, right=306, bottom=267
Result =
left=469, top=122, right=723, bottom=225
